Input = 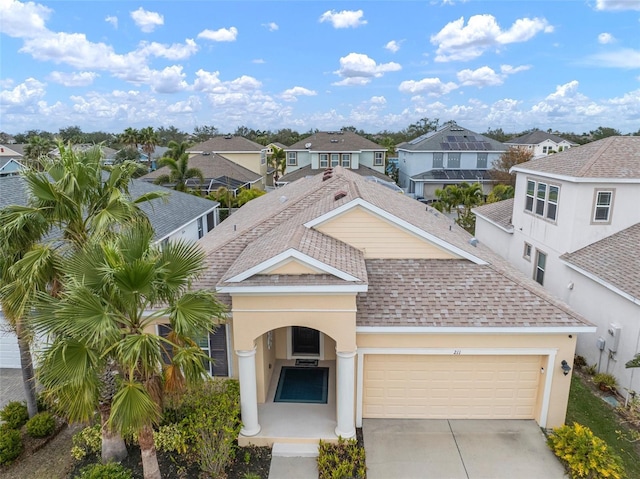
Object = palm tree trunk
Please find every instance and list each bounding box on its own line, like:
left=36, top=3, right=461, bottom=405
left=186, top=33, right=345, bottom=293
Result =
left=100, top=404, right=128, bottom=462
left=139, top=424, right=161, bottom=479
left=15, top=321, right=38, bottom=418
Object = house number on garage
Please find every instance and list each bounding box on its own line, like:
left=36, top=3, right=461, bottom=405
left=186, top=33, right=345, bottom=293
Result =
left=453, top=349, right=462, bottom=355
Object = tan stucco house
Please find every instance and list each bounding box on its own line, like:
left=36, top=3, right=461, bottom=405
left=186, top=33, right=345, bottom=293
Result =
left=186, top=166, right=593, bottom=446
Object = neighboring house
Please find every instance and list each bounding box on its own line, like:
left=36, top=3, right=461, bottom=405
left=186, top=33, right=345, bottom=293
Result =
left=0, top=174, right=220, bottom=369
left=279, top=131, right=388, bottom=186
left=0, top=145, right=24, bottom=177
left=187, top=136, right=268, bottom=187
left=474, top=136, right=640, bottom=399
left=164, top=165, right=592, bottom=446
left=50, top=143, right=117, bottom=160
left=396, top=122, right=507, bottom=200
left=506, top=131, right=577, bottom=158
left=140, top=152, right=263, bottom=196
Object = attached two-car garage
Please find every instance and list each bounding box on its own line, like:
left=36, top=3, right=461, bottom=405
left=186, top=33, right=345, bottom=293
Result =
left=362, top=353, right=544, bottom=420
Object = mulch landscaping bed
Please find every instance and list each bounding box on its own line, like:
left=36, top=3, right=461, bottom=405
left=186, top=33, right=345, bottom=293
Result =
left=68, top=444, right=272, bottom=479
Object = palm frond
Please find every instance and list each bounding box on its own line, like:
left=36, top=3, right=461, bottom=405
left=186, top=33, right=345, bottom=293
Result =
left=109, top=379, right=161, bottom=433
left=169, top=291, right=226, bottom=338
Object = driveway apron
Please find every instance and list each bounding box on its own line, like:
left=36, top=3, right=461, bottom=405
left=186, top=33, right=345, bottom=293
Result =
left=363, top=419, right=566, bottom=479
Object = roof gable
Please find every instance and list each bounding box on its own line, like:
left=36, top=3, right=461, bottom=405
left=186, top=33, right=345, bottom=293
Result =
left=188, top=136, right=264, bottom=153
left=397, top=123, right=507, bottom=152
left=287, top=131, right=384, bottom=151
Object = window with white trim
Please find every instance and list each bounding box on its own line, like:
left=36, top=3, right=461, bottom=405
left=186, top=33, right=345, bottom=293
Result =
left=525, top=179, right=559, bottom=221
left=374, top=151, right=384, bottom=166
left=593, top=190, right=613, bottom=223
left=447, top=152, right=460, bottom=168
left=320, top=153, right=329, bottom=168
left=433, top=152, right=443, bottom=168
left=158, top=324, right=229, bottom=377
left=523, top=242, right=532, bottom=261
left=341, top=153, right=351, bottom=168
left=331, top=153, right=339, bottom=167
left=287, top=152, right=297, bottom=166
left=534, top=250, right=546, bottom=285
left=476, top=153, right=488, bottom=169
left=260, top=150, right=266, bottom=165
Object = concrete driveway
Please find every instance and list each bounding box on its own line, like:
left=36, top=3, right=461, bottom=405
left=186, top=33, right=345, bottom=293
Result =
left=363, top=419, right=566, bottom=479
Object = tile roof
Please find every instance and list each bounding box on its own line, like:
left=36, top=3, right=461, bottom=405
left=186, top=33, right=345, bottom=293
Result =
left=397, top=123, right=507, bottom=152
left=287, top=131, right=384, bottom=151
left=513, top=136, right=640, bottom=179
left=507, top=131, right=576, bottom=146
left=188, top=136, right=264, bottom=153
left=195, top=166, right=589, bottom=328
left=140, top=153, right=261, bottom=183
left=560, top=222, right=640, bottom=300
left=357, top=259, right=587, bottom=327
left=279, top=164, right=392, bottom=183
left=473, top=199, right=514, bottom=231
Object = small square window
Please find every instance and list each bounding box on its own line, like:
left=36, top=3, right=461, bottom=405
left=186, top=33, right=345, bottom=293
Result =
left=523, top=243, right=532, bottom=261
left=331, top=153, right=340, bottom=167
left=287, top=152, right=297, bottom=166
left=374, top=151, right=384, bottom=166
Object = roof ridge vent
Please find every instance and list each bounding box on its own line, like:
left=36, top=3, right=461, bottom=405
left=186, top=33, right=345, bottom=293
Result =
left=322, top=168, right=333, bottom=181
left=334, top=190, right=347, bottom=201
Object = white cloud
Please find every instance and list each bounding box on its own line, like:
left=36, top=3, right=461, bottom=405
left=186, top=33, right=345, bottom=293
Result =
left=587, top=48, right=640, bottom=68
left=192, top=69, right=261, bottom=94
left=263, top=22, right=278, bottom=32
left=385, top=40, right=401, bottom=53
left=532, top=80, right=605, bottom=118
left=167, top=96, right=202, bottom=114
left=0, top=78, right=46, bottom=107
left=457, top=66, right=503, bottom=87
left=48, top=71, right=98, bottom=87
left=253, top=59, right=266, bottom=64
left=598, top=32, right=615, bottom=44
left=281, top=86, right=317, bottom=102
left=596, top=0, right=640, bottom=10
left=150, top=65, right=188, bottom=94
left=370, top=96, right=386, bottom=105
left=500, top=64, right=531, bottom=75
left=136, top=39, right=198, bottom=60
left=319, top=9, right=367, bottom=29
left=0, top=0, right=51, bottom=38
left=130, top=7, right=163, bottom=33
left=105, top=15, right=118, bottom=29
left=333, top=53, right=401, bottom=86
left=431, top=14, right=552, bottom=62
left=197, top=27, right=238, bottom=42
left=398, top=77, right=458, bottom=96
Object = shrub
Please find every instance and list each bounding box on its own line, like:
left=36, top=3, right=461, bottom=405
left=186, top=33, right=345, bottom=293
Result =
left=317, top=437, right=366, bottom=479
left=0, top=426, right=23, bottom=465
left=0, top=401, right=29, bottom=430
left=547, top=422, right=625, bottom=479
left=593, top=373, right=618, bottom=392
left=71, top=424, right=102, bottom=460
left=73, top=462, right=133, bottom=479
left=153, top=422, right=189, bottom=455
left=585, top=364, right=598, bottom=376
left=180, top=378, right=241, bottom=477
left=26, top=411, right=56, bottom=438
left=573, top=355, right=587, bottom=370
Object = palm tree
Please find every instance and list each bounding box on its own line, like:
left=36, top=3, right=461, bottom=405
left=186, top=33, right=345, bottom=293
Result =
left=268, top=145, right=286, bottom=184
left=120, top=127, right=140, bottom=151
left=433, top=182, right=484, bottom=233
left=139, top=127, right=159, bottom=166
left=24, top=136, right=52, bottom=169
left=154, top=141, right=204, bottom=192
left=0, top=142, right=165, bottom=460
left=33, top=221, right=226, bottom=479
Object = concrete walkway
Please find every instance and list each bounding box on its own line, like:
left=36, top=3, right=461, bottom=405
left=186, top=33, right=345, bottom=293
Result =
left=268, top=442, right=318, bottom=479
left=363, top=419, right=566, bottom=479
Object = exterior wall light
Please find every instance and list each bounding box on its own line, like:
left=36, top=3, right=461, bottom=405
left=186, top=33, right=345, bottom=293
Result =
left=561, top=360, right=572, bottom=376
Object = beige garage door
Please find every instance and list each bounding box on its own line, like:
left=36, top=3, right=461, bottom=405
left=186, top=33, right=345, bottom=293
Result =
left=363, top=354, right=542, bottom=419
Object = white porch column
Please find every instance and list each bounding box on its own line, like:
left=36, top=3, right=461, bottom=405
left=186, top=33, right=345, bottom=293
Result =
left=335, top=349, right=357, bottom=438
left=237, top=348, right=261, bottom=437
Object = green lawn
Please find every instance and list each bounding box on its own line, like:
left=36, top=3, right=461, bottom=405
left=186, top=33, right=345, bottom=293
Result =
left=565, top=374, right=640, bottom=478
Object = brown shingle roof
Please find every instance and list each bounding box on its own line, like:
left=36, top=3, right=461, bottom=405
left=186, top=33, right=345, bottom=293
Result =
left=357, top=259, right=586, bottom=327
left=188, top=136, right=264, bottom=152
left=560, top=222, right=640, bottom=300
left=195, top=166, right=590, bottom=328
left=513, top=136, right=640, bottom=179
left=287, top=131, right=384, bottom=151
left=473, top=199, right=514, bottom=231
left=140, top=153, right=261, bottom=183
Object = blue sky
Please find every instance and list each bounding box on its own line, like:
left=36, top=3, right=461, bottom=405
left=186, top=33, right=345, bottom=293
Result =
left=1, top=0, right=639, bottom=136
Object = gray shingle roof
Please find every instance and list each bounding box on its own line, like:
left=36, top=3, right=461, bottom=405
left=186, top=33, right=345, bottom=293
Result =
left=397, top=123, right=507, bottom=152
left=560, top=222, right=640, bottom=300
left=279, top=164, right=392, bottom=183
left=195, top=166, right=589, bottom=328
left=287, top=131, right=384, bottom=151
left=506, top=131, right=577, bottom=146
left=473, top=199, right=514, bottom=231
left=188, top=136, right=264, bottom=153
left=513, top=136, right=640, bottom=179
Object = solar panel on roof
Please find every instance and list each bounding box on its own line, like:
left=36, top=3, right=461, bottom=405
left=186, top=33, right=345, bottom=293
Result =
left=441, top=143, right=450, bottom=150
left=433, top=170, right=446, bottom=179
left=466, top=136, right=477, bottom=141
left=483, top=142, right=492, bottom=149
left=447, top=136, right=456, bottom=142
